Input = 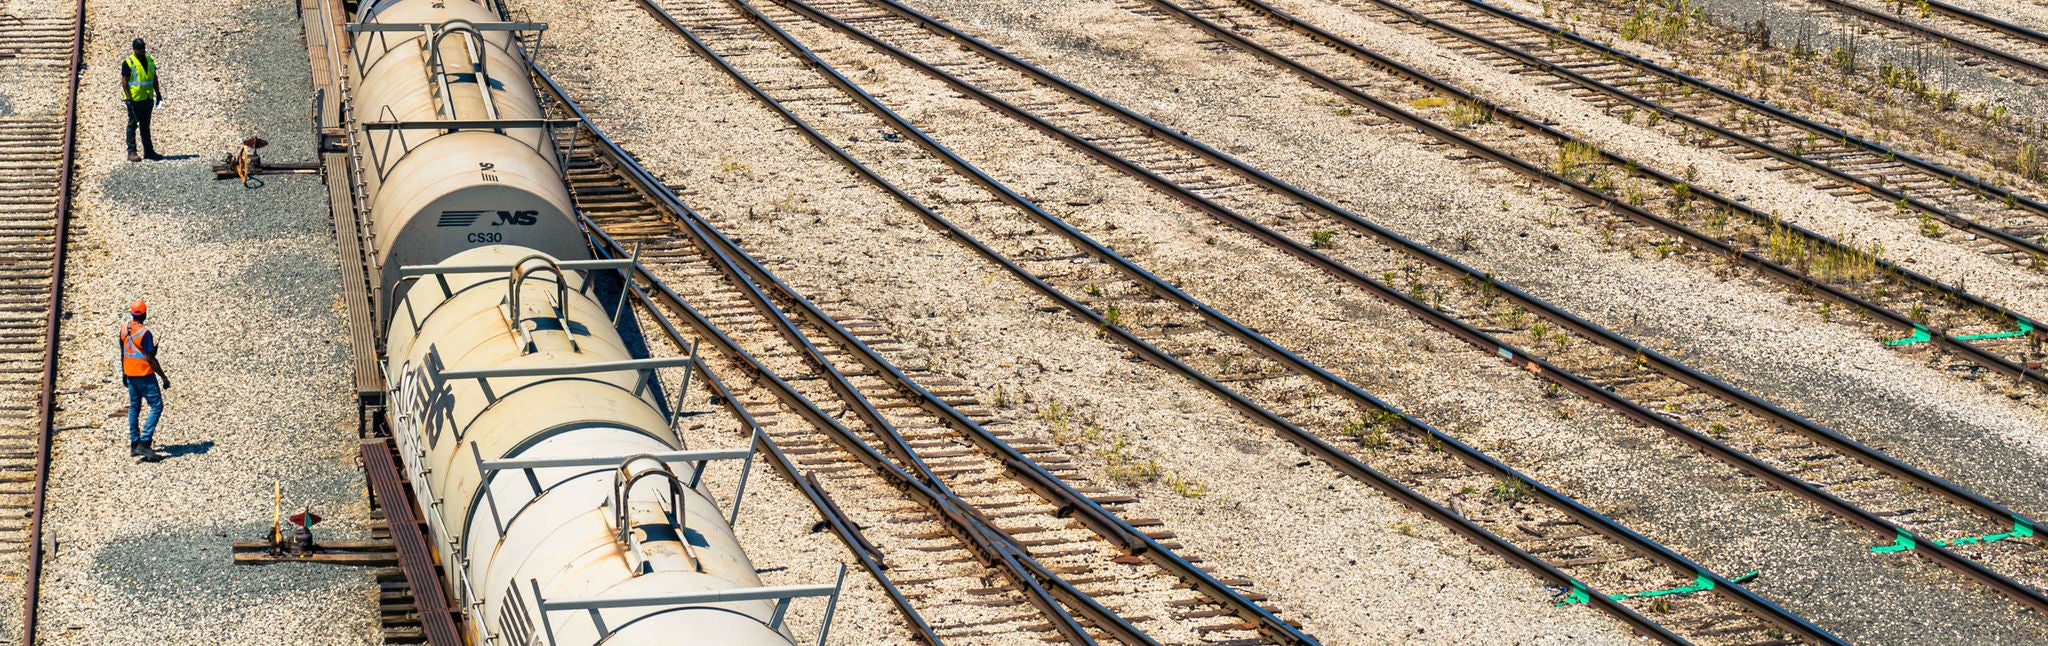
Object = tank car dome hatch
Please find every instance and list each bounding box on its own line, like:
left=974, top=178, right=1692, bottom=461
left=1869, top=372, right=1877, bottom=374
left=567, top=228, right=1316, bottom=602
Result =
left=383, top=247, right=821, bottom=646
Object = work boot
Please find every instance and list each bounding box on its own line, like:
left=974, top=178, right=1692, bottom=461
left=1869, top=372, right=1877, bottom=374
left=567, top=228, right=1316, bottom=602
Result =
left=143, top=152, right=163, bottom=161
left=139, top=440, right=160, bottom=462
left=127, top=441, right=138, bottom=457
left=127, top=153, right=141, bottom=162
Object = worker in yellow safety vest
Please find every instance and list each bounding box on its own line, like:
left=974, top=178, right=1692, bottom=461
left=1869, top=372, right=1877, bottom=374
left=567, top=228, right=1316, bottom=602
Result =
left=119, top=300, right=170, bottom=461
left=121, top=38, right=163, bottom=162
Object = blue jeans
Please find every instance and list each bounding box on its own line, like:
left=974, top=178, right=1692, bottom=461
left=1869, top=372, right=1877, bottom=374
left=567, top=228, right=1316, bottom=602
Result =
left=125, top=376, right=163, bottom=443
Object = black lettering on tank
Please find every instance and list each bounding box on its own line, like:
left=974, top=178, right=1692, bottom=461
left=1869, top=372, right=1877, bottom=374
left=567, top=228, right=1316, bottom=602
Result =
left=491, top=210, right=539, bottom=226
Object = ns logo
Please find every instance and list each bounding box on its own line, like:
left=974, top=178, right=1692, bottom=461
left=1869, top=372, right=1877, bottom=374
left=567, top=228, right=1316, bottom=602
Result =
left=435, top=210, right=541, bottom=227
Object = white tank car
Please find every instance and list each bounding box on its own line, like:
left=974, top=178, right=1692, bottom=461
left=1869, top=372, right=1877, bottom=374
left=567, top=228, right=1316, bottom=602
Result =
left=350, top=0, right=588, bottom=313
left=384, top=247, right=807, bottom=645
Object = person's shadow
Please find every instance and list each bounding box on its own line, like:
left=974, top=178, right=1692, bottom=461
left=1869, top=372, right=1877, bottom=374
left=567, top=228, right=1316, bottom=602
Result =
left=154, top=440, right=214, bottom=459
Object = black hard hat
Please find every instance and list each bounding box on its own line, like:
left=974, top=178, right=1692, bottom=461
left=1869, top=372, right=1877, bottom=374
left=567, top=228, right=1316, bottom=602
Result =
left=131, top=38, right=145, bottom=49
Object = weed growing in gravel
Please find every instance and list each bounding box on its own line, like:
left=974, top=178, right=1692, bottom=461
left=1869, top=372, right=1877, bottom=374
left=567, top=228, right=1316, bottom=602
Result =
left=1390, top=520, right=1417, bottom=537
left=1819, top=301, right=1833, bottom=323
left=1650, top=598, right=1672, bottom=614
left=1310, top=229, right=1337, bottom=249
left=994, top=384, right=1010, bottom=409
left=1408, top=96, right=1446, bottom=111
left=1167, top=473, right=1207, bottom=498
left=1336, top=106, right=1354, bottom=117
left=1704, top=207, right=1730, bottom=233
left=1829, top=43, right=1859, bottom=73
left=1489, top=477, right=1534, bottom=503
left=1041, top=402, right=1073, bottom=441
left=1815, top=242, right=1879, bottom=283
left=1669, top=182, right=1692, bottom=209
left=1767, top=224, right=1808, bottom=267
left=1918, top=213, right=1943, bottom=238
left=1102, top=304, right=1126, bottom=329
left=1449, top=99, right=1493, bottom=127
left=1909, top=302, right=1928, bottom=323
left=2017, top=144, right=2043, bottom=183
left=1100, top=435, right=1162, bottom=486
left=1531, top=319, right=1551, bottom=340
left=1494, top=305, right=1529, bottom=328
left=1554, top=140, right=1602, bottom=179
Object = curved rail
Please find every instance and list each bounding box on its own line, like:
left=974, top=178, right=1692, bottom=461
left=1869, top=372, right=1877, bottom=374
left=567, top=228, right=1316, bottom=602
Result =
left=537, top=58, right=1271, bottom=643
left=795, top=0, right=2048, bottom=605
left=594, top=230, right=946, bottom=645
left=23, top=0, right=85, bottom=640
left=665, top=0, right=1872, bottom=640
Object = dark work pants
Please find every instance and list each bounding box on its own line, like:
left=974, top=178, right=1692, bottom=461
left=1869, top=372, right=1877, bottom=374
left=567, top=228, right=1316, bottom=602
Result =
left=125, top=99, right=156, bottom=157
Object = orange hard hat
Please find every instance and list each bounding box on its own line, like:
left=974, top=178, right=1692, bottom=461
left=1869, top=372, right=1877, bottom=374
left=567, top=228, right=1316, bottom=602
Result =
left=129, top=299, right=147, bottom=316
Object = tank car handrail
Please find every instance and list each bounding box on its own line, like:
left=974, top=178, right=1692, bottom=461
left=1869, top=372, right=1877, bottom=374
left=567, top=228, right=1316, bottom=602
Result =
left=345, top=19, right=546, bottom=92
left=425, top=21, right=498, bottom=121
left=361, top=118, right=580, bottom=130
left=345, top=19, right=545, bottom=31
left=479, top=447, right=752, bottom=471
left=437, top=356, right=692, bottom=400
left=507, top=254, right=572, bottom=353
left=472, top=429, right=761, bottom=528
left=612, top=455, right=695, bottom=572
left=398, top=256, right=632, bottom=277
left=527, top=565, right=846, bottom=646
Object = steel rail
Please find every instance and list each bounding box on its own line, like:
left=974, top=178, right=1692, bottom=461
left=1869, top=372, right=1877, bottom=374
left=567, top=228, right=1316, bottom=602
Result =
left=1350, top=0, right=2048, bottom=264
left=1144, top=0, right=2048, bottom=390
left=1808, top=0, right=2048, bottom=78
left=22, top=0, right=84, bottom=638
left=585, top=202, right=1097, bottom=643
left=581, top=0, right=1293, bottom=630
left=807, top=0, right=2048, bottom=586
left=799, top=0, right=2017, bottom=537
left=1409, top=0, right=2048, bottom=247
left=1912, top=0, right=2048, bottom=48
left=534, top=58, right=1121, bottom=645
left=1139, top=0, right=2048, bottom=616
left=552, top=7, right=1222, bottom=641
left=692, top=0, right=1831, bottom=640
left=781, top=0, right=2048, bottom=636
left=597, top=238, right=945, bottom=645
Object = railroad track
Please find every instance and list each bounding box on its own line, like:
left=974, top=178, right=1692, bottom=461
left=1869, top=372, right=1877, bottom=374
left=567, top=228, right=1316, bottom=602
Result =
left=533, top=63, right=1308, bottom=645
left=1333, top=0, right=2048, bottom=277
left=605, top=0, right=1897, bottom=641
left=0, top=4, right=82, bottom=644
left=1129, top=0, right=2048, bottom=402
left=1796, top=0, right=2048, bottom=83
left=751, top=0, right=2048, bottom=620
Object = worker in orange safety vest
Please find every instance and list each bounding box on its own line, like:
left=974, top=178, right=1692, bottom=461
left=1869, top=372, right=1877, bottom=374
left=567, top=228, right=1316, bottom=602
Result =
left=119, top=299, right=170, bottom=461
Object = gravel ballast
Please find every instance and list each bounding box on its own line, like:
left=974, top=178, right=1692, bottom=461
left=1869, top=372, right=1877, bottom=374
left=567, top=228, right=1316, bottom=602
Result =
left=519, top=0, right=1646, bottom=642
left=34, top=0, right=378, bottom=642
left=864, top=0, right=2048, bottom=641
